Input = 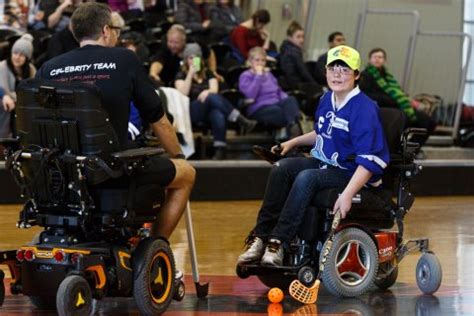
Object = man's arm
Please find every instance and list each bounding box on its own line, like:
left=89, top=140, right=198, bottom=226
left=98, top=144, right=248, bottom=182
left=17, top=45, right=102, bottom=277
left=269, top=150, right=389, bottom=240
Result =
left=150, top=115, right=183, bottom=158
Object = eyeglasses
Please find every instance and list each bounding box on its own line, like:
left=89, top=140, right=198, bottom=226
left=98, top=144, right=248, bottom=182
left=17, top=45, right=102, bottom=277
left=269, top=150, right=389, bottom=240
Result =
left=326, top=65, right=353, bottom=75
left=108, top=25, right=122, bottom=35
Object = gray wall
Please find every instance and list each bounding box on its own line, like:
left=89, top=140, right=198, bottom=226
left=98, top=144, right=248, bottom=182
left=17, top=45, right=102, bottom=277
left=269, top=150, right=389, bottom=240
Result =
left=251, top=0, right=464, bottom=106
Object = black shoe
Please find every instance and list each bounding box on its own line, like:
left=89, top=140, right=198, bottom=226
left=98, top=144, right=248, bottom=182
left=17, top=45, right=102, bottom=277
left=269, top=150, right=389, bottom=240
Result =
left=212, top=147, right=227, bottom=160
left=237, top=115, right=257, bottom=135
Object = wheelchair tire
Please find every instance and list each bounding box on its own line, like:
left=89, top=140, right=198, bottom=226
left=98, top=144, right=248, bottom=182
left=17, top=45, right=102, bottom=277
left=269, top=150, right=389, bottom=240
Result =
left=173, top=280, right=185, bottom=301
left=30, top=295, right=56, bottom=310
left=416, top=252, right=442, bottom=294
left=0, top=270, right=4, bottom=306
left=297, top=266, right=316, bottom=287
left=374, top=265, right=398, bottom=290
left=56, top=275, right=93, bottom=316
left=321, top=227, right=378, bottom=297
left=133, top=238, right=175, bottom=315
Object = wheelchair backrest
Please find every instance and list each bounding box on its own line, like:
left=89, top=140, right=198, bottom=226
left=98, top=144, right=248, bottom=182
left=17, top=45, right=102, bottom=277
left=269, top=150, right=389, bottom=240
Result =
left=15, top=78, right=120, bottom=156
left=379, top=107, right=406, bottom=155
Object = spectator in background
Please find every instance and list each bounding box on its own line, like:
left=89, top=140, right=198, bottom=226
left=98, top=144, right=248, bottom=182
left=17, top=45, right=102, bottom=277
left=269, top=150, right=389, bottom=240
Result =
left=239, top=47, right=301, bottom=140
left=175, top=0, right=210, bottom=41
left=47, top=22, right=78, bottom=58
left=2, top=2, right=26, bottom=31
left=314, top=31, right=345, bottom=86
left=119, top=32, right=150, bottom=63
left=40, top=0, right=81, bottom=32
left=360, top=48, right=436, bottom=147
left=230, top=9, right=271, bottom=60
left=175, top=43, right=256, bottom=159
left=0, top=34, right=36, bottom=137
left=208, top=0, right=243, bottom=42
left=149, top=24, right=222, bottom=86
left=279, top=21, right=317, bottom=90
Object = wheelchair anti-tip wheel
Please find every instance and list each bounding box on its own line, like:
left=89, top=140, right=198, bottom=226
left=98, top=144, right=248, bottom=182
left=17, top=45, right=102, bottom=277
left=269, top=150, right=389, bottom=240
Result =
left=374, top=264, right=398, bottom=290
left=416, top=252, right=442, bottom=294
left=297, top=266, right=316, bottom=287
left=0, top=270, right=4, bottom=306
left=56, top=275, right=93, bottom=316
left=321, top=227, right=379, bottom=297
left=173, top=280, right=185, bottom=301
left=133, top=238, right=176, bottom=315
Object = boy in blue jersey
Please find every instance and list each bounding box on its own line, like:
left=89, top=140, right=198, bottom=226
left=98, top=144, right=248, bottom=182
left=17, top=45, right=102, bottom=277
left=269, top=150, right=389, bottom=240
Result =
left=238, top=45, right=390, bottom=266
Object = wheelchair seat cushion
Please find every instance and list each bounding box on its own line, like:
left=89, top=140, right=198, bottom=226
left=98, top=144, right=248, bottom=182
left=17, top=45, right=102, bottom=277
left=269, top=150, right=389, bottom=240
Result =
left=312, top=187, right=394, bottom=229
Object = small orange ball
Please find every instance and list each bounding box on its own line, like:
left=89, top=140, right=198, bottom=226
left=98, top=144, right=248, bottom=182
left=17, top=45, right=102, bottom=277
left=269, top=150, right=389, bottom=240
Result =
left=267, top=303, right=283, bottom=316
left=267, top=287, right=284, bottom=303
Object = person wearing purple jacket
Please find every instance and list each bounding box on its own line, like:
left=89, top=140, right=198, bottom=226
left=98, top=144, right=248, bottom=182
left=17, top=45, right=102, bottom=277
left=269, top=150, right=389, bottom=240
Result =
left=239, top=46, right=301, bottom=138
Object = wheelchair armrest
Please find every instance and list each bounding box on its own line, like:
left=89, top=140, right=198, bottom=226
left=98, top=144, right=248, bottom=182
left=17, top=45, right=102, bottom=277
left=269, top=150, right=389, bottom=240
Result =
left=111, top=147, right=165, bottom=160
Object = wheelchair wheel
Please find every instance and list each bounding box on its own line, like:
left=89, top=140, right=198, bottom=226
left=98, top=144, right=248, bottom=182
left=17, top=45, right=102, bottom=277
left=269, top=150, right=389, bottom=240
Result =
left=30, top=296, right=56, bottom=310
left=416, top=252, right=442, bottom=294
left=56, top=275, right=93, bottom=316
left=374, top=265, right=398, bottom=290
left=133, top=238, right=175, bottom=315
left=297, top=266, right=316, bottom=287
left=321, top=228, right=378, bottom=297
left=0, top=270, right=4, bottom=306
left=173, top=280, right=185, bottom=301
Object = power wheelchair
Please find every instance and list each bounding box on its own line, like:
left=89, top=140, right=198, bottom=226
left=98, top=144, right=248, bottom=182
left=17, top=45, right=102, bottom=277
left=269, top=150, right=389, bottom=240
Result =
left=0, top=79, right=207, bottom=315
left=237, top=108, right=443, bottom=298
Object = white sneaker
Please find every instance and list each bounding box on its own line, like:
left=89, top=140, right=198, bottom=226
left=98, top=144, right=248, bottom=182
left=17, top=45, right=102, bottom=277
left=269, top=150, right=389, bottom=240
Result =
left=261, top=239, right=284, bottom=266
left=237, top=236, right=265, bottom=264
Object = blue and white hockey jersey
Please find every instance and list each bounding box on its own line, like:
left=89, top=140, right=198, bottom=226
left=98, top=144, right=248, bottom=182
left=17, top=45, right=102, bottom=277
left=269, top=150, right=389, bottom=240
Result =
left=310, top=87, right=390, bottom=184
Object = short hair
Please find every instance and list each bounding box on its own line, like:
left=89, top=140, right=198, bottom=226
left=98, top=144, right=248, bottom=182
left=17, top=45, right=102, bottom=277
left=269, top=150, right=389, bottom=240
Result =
left=328, top=31, right=344, bottom=43
left=71, top=2, right=112, bottom=42
left=167, top=24, right=187, bottom=39
left=286, top=21, right=303, bottom=37
left=252, top=9, right=270, bottom=25
left=368, top=47, right=386, bottom=59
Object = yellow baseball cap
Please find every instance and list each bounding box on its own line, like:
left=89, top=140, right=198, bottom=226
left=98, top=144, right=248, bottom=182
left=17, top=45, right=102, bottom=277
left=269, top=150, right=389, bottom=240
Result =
left=326, top=45, right=361, bottom=71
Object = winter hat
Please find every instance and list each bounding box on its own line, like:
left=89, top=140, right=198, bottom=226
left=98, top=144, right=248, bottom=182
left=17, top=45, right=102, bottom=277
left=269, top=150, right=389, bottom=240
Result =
left=12, top=34, right=34, bottom=60
left=182, top=43, right=202, bottom=60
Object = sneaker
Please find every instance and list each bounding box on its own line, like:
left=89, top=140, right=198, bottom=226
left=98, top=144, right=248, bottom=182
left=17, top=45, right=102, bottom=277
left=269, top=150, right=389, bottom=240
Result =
left=237, top=115, right=257, bottom=135
left=261, top=239, right=284, bottom=266
left=175, top=269, right=183, bottom=280
left=237, top=236, right=264, bottom=264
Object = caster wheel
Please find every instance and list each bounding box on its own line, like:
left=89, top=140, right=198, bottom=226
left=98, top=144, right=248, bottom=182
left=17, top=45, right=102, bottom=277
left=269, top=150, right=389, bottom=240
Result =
left=297, top=266, right=316, bottom=287
left=56, top=275, right=93, bottom=316
left=0, top=270, right=4, bottom=307
left=173, top=281, right=185, bottom=301
left=133, top=238, right=176, bottom=315
left=236, top=264, right=250, bottom=279
left=416, top=252, right=442, bottom=294
left=321, top=228, right=379, bottom=297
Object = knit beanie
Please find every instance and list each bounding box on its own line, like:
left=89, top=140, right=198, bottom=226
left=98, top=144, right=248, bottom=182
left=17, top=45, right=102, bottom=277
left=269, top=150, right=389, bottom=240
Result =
left=12, top=34, right=34, bottom=60
left=182, top=43, right=202, bottom=60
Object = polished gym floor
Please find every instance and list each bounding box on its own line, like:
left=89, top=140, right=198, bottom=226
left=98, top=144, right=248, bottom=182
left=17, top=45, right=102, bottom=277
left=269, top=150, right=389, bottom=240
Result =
left=0, top=196, right=473, bottom=315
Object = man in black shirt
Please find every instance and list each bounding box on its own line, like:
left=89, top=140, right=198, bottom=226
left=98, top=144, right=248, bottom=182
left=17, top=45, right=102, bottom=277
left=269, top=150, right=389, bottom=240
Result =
left=37, top=2, right=196, bottom=239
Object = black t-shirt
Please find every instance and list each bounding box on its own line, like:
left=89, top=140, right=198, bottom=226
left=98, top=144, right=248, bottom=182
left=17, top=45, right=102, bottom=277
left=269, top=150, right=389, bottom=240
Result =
left=47, top=27, right=79, bottom=59
left=175, top=69, right=215, bottom=101
left=37, top=45, right=165, bottom=149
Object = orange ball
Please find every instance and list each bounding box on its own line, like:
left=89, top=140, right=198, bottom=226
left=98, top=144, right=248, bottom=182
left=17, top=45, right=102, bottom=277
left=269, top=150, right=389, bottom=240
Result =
left=267, top=303, right=283, bottom=316
left=267, top=287, right=284, bottom=303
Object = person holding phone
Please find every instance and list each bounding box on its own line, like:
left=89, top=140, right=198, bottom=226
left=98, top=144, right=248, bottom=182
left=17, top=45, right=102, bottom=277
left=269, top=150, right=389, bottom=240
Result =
left=175, top=43, right=257, bottom=159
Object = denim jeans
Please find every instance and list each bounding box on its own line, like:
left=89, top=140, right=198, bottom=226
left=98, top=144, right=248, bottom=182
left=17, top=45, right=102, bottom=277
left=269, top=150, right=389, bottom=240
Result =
left=249, top=96, right=300, bottom=128
left=253, top=157, right=351, bottom=243
left=190, top=94, right=235, bottom=143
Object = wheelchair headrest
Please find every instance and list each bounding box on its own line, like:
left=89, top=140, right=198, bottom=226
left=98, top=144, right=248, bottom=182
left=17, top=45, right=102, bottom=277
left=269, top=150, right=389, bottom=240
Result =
left=379, top=108, right=406, bottom=154
left=15, top=78, right=120, bottom=156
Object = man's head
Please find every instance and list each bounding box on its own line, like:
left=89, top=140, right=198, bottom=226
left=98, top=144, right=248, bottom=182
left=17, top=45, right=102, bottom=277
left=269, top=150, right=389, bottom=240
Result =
left=166, top=24, right=186, bottom=55
left=328, top=31, right=345, bottom=48
left=71, top=2, right=117, bottom=47
left=286, top=21, right=304, bottom=48
left=368, top=48, right=387, bottom=69
left=252, top=9, right=270, bottom=31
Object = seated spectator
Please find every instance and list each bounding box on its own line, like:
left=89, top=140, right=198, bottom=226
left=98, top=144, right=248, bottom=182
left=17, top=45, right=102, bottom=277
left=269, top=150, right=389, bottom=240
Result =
left=279, top=21, right=318, bottom=90
left=360, top=48, right=436, bottom=147
left=40, top=0, right=81, bottom=32
left=0, top=34, right=36, bottom=137
left=208, top=0, right=243, bottom=42
left=175, top=0, right=210, bottom=42
left=314, top=31, right=345, bottom=86
left=47, top=22, right=78, bottom=58
left=239, top=47, right=301, bottom=139
left=230, top=9, right=271, bottom=60
left=3, top=2, right=26, bottom=31
left=119, top=32, right=150, bottom=63
left=149, top=24, right=221, bottom=86
left=175, top=43, right=256, bottom=159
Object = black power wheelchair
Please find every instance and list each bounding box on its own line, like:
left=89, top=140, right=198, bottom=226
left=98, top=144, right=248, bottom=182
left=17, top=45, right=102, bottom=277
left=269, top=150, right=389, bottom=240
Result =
left=237, top=108, right=443, bottom=298
left=0, top=79, right=207, bottom=315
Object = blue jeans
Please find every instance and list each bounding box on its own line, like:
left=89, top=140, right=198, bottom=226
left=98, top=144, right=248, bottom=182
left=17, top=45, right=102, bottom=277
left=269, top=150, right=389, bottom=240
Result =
left=190, top=94, right=235, bottom=143
left=253, top=157, right=351, bottom=243
left=249, top=96, right=300, bottom=128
